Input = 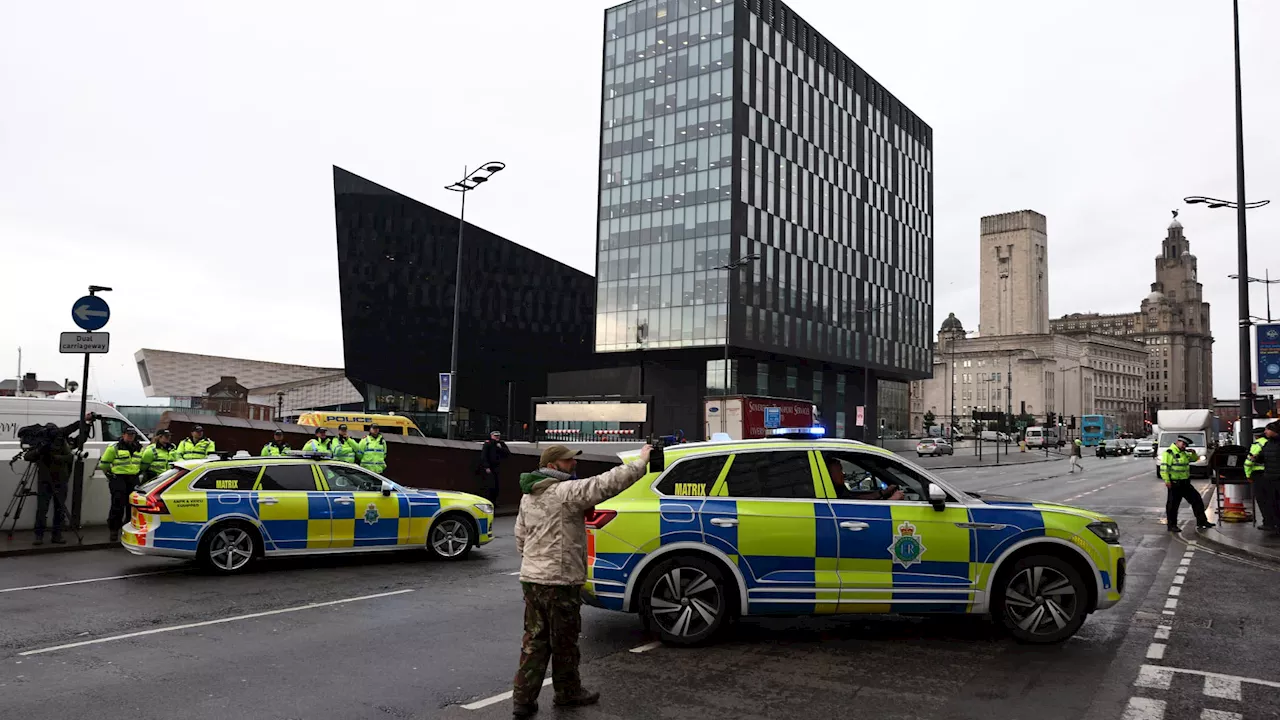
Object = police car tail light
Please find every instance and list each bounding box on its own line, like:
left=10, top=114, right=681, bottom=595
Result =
left=134, top=475, right=180, bottom=514
left=584, top=509, right=617, bottom=529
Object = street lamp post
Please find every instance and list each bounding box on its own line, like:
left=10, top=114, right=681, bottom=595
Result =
left=712, top=253, right=760, bottom=397
left=854, top=300, right=897, bottom=444
left=946, top=329, right=977, bottom=440
left=1228, top=269, right=1280, bottom=322
left=443, top=161, right=506, bottom=440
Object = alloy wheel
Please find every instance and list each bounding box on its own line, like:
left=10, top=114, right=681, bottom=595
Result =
left=209, top=528, right=253, bottom=572
left=430, top=519, right=470, bottom=558
left=1003, top=565, right=1079, bottom=636
left=648, top=566, right=722, bottom=638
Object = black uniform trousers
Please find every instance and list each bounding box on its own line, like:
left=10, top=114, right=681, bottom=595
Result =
left=32, top=464, right=68, bottom=536
left=1254, top=474, right=1280, bottom=529
left=106, top=473, right=140, bottom=532
left=1166, top=480, right=1209, bottom=529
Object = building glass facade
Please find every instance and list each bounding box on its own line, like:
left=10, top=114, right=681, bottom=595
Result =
left=596, top=0, right=933, bottom=387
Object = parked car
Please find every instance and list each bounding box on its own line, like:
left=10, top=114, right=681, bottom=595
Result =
left=1097, top=440, right=1126, bottom=458
left=1133, top=440, right=1157, bottom=458
left=916, top=439, right=954, bottom=457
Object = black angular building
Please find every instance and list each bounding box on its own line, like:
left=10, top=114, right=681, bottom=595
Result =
left=576, top=0, right=934, bottom=438
left=334, top=167, right=595, bottom=437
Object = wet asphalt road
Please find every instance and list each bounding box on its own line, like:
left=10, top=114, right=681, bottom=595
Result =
left=2, top=454, right=1277, bottom=720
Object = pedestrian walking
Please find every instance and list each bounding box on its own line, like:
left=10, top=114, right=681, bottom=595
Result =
left=261, top=429, right=291, bottom=457
left=330, top=424, right=360, bottom=464
left=302, top=427, right=331, bottom=453
left=1247, top=422, right=1280, bottom=533
left=1161, top=435, right=1213, bottom=533
left=1068, top=438, right=1083, bottom=473
left=358, top=424, right=388, bottom=474
left=139, top=429, right=180, bottom=480
left=100, top=427, right=144, bottom=543
left=176, top=425, right=216, bottom=460
left=510, top=444, right=653, bottom=718
left=478, top=431, right=510, bottom=505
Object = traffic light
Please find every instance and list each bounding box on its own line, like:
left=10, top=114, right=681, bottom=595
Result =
left=1046, top=412, right=1056, bottom=427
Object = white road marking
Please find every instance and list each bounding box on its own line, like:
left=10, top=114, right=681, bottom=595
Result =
left=1165, top=598, right=1179, bottom=610
left=1134, top=665, right=1173, bottom=689
left=1154, top=625, right=1171, bottom=640
left=629, top=641, right=662, bottom=653
left=1168, top=586, right=1182, bottom=597
left=1176, top=566, right=1188, bottom=575
left=1203, top=675, right=1243, bottom=701
left=505, top=571, right=522, bottom=576
left=19, top=588, right=415, bottom=656
left=1173, top=575, right=1185, bottom=585
left=1183, top=551, right=1196, bottom=558
left=1200, top=710, right=1242, bottom=720
left=1162, top=610, right=1176, bottom=616
left=1137, top=664, right=1280, bottom=690
left=1122, top=696, right=1166, bottom=720
left=1179, top=558, right=1191, bottom=566
left=1146, top=643, right=1166, bottom=660
left=461, top=678, right=551, bottom=710
left=0, top=570, right=176, bottom=594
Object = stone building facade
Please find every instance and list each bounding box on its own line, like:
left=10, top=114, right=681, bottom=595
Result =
left=1051, top=214, right=1214, bottom=414
left=980, top=210, right=1050, bottom=337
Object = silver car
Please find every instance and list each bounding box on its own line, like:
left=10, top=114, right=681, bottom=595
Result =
left=916, top=438, right=954, bottom=457
left=1133, top=440, right=1157, bottom=458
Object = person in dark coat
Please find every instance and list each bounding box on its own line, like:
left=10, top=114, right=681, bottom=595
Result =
left=478, top=431, right=510, bottom=504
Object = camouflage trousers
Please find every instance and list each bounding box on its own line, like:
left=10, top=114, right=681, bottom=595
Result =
left=512, top=582, right=583, bottom=705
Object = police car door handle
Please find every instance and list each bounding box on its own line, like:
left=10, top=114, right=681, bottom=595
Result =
left=710, top=518, right=738, bottom=527
left=259, top=497, right=279, bottom=505
left=334, top=497, right=355, bottom=505
left=839, top=521, right=869, bottom=531
left=955, top=522, right=1006, bottom=530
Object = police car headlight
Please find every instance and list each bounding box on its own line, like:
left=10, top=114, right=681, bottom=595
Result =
left=1088, top=521, right=1121, bottom=544
left=474, top=503, right=494, bottom=515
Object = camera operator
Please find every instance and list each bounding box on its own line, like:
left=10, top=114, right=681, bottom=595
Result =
left=20, top=423, right=75, bottom=545
left=100, top=427, right=144, bottom=543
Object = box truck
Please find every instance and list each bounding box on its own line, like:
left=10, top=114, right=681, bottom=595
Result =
left=704, top=395, right=817, bottom=440
left=1155, top=409, right=1213, bottom=478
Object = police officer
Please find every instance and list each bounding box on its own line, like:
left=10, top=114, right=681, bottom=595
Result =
left=330, top=424, right=360, bottom=464
left=358, top=424, right=388, bottom=474
left=176, top=425, right=216, bottom=460
left=139, top=429, right=180, bottom=480
left=261, top=429, right=291, bottom=457
left=1247, top=422, right=1280, bottom=533
left=1160, top=435, right=1213, bottom=533
left=100, top=427, right=144, bottom=543
left=302, top=427, right=331, bottom=453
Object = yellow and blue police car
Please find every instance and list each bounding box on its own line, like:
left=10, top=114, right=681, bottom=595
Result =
left=583, top=429, right=1126, bottom=645
left=121, top=451, right=494, bottom=574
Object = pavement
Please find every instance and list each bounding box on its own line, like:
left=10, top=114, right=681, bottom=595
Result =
left=2, top=454, right=1278, bottom=720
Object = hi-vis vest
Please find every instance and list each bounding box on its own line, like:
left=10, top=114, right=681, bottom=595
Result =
left=101, top=442, right=143, bottom=476
left=359, top=435, right=388, bottom=472
left=1160, top=446, right=1196, bottom=483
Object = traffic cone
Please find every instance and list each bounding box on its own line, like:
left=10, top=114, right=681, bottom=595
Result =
left=1220, top=483, right=1250, bottom=523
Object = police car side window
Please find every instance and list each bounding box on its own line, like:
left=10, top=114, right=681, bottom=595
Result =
left=721, top=451, right=816, bottom=499
left=321, top=465, right=382, bottom=492
left=654, top=456, right=726, bottom=496
left=827, top=453, right=928, bottom=502
left=191, top=467, right=261, bottom=491
left=258, top=464, right=317, bottom=491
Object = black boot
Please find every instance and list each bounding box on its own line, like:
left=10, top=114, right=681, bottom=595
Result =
left=109, top=530, right=120, bottom=543
left=51, top=533, right=66, bottom=544
left=554, top=689, right=600, bottom=707
left=511, top=701, right=538, bottom=718
left=32, top=534, right=44, bottom=546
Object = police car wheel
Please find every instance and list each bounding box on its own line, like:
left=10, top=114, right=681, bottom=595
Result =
left=198, top=521, right=258, bottom=574
left=428, top=515, right=474, bottom=561
left=996, top=555, right=1087, bottom=644
left=639, top=556, right=729, bottom=647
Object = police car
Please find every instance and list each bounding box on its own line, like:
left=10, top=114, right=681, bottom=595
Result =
left=583, top=429, right=1126, bottom=645
left=121, top=451, right=494, bottom=573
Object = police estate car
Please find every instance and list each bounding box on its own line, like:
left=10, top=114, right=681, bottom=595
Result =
left=583, top=431, right=1125, bottom=645
left=122, top=452, right=494, bottom=573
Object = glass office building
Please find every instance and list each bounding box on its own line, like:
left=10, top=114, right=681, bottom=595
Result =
left=593, top=0, right=933, bottom=436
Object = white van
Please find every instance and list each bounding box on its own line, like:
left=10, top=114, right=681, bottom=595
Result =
left=0, top=397, right=147, bottom=531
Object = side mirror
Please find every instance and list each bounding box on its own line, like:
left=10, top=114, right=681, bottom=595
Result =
left=381, top=480, right=395, bottom=497
left=928, top=484, right=947, bottom=511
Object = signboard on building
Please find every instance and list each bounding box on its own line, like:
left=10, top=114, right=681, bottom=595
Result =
left=1258, top=324, right=1280, bottom=395
left=438, top=373, right=453, bottom=413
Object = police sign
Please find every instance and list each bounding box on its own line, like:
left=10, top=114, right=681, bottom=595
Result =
left=59, top=332, right=110, bottom=354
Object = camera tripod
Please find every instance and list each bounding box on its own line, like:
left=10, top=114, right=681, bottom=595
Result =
left=3, top=454, right=83, bottom=544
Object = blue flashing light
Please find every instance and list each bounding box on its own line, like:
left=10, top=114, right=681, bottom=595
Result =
left=771, top=426, right=826, bottom=438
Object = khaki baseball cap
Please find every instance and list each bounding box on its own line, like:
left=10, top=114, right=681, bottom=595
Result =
left=540, top=445, right=582, bottom=466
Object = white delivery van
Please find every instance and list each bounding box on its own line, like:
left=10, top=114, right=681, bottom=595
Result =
left=0, top=397, right=147, bottom=531
left=1155, top=409, right=1213, bottom=478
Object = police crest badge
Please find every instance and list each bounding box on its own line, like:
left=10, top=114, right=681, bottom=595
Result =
left=889, top=520, right=926, bottom=569
left=363, top=502, right=380, bottom=525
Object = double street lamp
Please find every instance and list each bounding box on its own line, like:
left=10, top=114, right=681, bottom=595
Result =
left=443, top=161, right=506, bottom=440
left=712, top=252, right=760, bottom=396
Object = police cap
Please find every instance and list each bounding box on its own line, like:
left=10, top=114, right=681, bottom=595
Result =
left=1267, top=421, right=1280, bottom=435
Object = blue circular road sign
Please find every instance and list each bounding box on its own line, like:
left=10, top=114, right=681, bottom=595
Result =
left=72, top=295, right=111, bottom=331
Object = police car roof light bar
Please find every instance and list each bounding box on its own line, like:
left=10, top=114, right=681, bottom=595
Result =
left=285, top=450, right=332, bottom=459
left=771, top=426, right=826, bottom=438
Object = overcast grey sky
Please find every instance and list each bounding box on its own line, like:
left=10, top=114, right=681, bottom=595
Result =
left=2, top=0, right=1277, bottom=405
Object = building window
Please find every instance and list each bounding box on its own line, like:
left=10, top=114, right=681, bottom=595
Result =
left=813, top=371, right=823, bottom=405
left=756, top=361, right=769, bottom=395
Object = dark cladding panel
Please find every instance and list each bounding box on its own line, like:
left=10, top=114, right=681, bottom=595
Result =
left=334, top=167, right=595, bottom=420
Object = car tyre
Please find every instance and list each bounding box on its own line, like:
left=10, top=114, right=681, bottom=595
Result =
left=427, top=513, right=475, bottom=561
left=197, top=520, right=259, bottom=575
left=639, top=555, right=731, bottom=647
left=995, top=555, right=1089, bottom=644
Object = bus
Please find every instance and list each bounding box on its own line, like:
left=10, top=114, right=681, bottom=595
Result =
left=1080, top=414, right=1117, bottom=447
